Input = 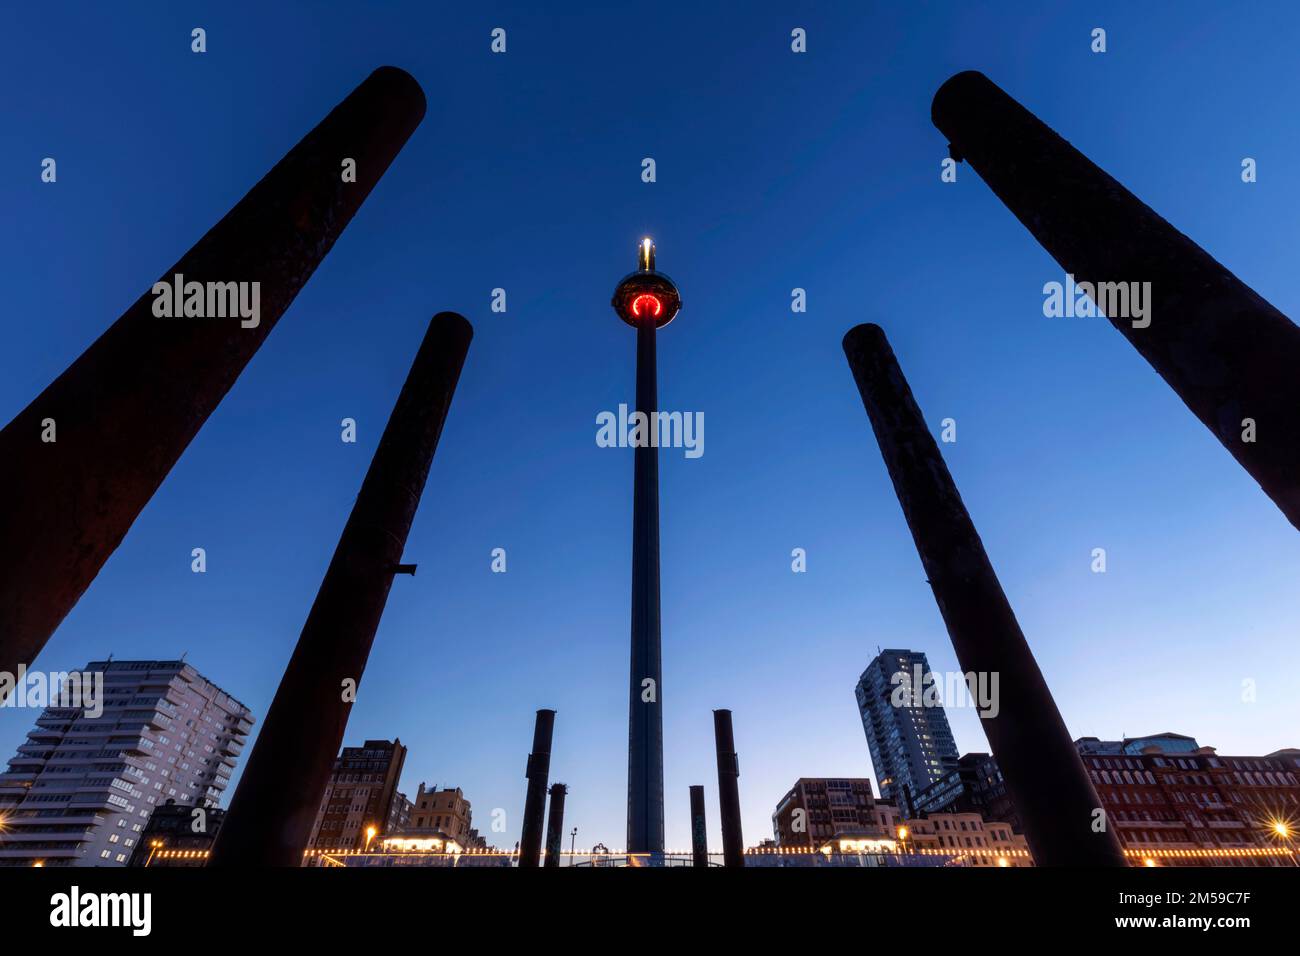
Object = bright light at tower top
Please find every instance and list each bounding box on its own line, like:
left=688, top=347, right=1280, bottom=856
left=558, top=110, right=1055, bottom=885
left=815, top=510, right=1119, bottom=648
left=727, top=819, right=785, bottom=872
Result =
left=639, top=237, right=655, bottom=272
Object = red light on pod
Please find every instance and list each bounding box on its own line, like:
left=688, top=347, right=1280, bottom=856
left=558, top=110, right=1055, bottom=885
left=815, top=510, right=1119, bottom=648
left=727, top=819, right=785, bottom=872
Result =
left=631, top=294, right=662, bottom=318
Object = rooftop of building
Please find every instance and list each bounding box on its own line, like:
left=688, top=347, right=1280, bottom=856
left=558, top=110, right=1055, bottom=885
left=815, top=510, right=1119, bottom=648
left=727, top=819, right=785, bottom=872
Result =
left=856, top=648, right=935, bottom=682
left=83, top=658, right=252, bottom=714
left=1075, top=732, right=1201, bottom=755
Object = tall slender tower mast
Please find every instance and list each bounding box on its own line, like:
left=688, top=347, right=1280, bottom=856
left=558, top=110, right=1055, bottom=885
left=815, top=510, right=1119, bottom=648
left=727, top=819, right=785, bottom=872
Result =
left=612, top=238, right=682, bottom=859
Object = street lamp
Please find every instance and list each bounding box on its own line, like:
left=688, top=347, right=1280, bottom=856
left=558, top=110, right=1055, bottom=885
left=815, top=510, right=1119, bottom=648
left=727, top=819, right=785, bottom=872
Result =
left=612, top=237, right=682, bottom=862
left=365, top=826, right=377, bottom=852
left=896, top=825, right=910, bottom=856
left=1269, top=819, right=1298, bottom=866
left=144, top=839, right=164, bottom=867
left=569, top=827, right=578, bottom=866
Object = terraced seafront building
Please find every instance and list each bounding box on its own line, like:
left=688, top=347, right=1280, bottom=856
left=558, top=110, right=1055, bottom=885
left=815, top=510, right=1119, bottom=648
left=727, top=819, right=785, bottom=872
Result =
left=772, top=778, right=882, bottom=849
left=0, top=659, right=252, bottom=867
left=305, top=739, right=408, bottom=851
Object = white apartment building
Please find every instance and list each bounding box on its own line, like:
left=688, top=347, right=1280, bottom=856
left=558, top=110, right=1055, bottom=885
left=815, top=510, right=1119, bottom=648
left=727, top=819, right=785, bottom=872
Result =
left=0, top=660, right=253, bottom=866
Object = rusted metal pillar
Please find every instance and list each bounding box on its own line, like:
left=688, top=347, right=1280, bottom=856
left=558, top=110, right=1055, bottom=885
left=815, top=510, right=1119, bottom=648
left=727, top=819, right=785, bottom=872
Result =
left=0, top=66, right=427, bottom=678
left=543, top=783, right=568, bottom=869
left=689, top=785, right=708, bottom=867
left=713, top=710, right=745, bottom=868
left=518, top=709, right=556, bottom=869
left=207, top=311, right=472, bottom=867
left=842, top=323, right=1126, bottom=867
left=933, top=70, right=1300, bottom=532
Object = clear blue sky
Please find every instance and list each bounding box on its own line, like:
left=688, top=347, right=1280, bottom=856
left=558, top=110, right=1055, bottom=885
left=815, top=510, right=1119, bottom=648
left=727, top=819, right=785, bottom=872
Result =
left=3, top=1, right=1298, bottom=854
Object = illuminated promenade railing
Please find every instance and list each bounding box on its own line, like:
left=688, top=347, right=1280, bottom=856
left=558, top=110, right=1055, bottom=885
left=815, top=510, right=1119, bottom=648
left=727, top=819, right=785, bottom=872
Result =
left=146, top=847, right=970, bottom=867
left=298, top=848, right=970, bottom=868
left=141, top=845, right=1299, bottom=868
left=1124, top=847, right=1299, bottom=867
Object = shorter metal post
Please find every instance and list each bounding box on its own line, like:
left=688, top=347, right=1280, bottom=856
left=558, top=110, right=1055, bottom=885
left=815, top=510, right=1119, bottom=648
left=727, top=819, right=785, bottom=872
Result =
left=518, top=709, right=556, bottom=868
left=544, top=784, right=568, bottom=869
left=689, top=785, right=708, bottom=867
left=713, top=710, right=745, bottom=868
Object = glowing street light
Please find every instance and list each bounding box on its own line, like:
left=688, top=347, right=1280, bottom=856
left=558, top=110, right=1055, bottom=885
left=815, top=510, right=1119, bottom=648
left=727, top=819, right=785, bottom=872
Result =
left=896, top=826, right=911, bottom=856
left=365, top=826, right=377, bottom=851
left=1268, top=818, right=1299, bottom=866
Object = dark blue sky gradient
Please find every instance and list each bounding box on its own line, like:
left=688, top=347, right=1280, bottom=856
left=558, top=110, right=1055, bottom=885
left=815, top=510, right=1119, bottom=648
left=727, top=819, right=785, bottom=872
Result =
left=3, top=1, right=1298, bottom=852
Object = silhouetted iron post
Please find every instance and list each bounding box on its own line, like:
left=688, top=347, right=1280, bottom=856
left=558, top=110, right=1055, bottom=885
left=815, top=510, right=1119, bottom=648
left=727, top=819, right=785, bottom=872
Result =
left=713, top=710, right=745, bottom=868
left=207, top=312, right=472, bottom=867
left=0, top=67, right=427, bottom=678
left=689, top=785, right=708, bottom=867
left=518, top=709, right=556, bottom=869
left=933, top=70, right=1300, bottom=532
left=843, top=323, right=1126, bottom=867
left=544, top=784, right=568, bottom=869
